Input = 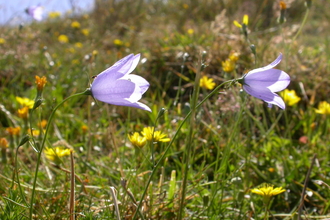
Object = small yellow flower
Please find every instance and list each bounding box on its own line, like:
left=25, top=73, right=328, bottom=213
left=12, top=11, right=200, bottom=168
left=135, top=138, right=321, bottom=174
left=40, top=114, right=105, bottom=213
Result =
left=113, top=39, right=123, bottom=46
left=141, top=127, right=170, bottom=143
left=44, top=147, right=71, bottom=163
left=222, top=59, right=236, bottom=72
left=0, top=138, right=9, bottom=149
left=182, top=3, right=189, bottom=9
left=6, top=127, right=21, bottom=136
left=81, top=125, right=88, bottom=133
left=251, top=183, right=285, bottom=197
left=92, top=50, right=98, bottom=57
left=16, top=97, right=35, bottom=109
left=48, top=11, right=61, bottom=19
left=268, top=168, right=275, bottom=173
left=74, top=42, right=83, bottom=48
left=200, top=76, right=216, bottom=90
left=35, top=76, right=47, bottom=91
left=81, top=29, right=90, bottom=36
left=279, top=1, right=287, bottom=10
left=58, top=34, right=69, bottom=43
left=71, top=59, right=80, bottom=65
left=128, top=132, right=147, bottom=148
left=315, top=101, right=330, bottom=115
left=187, top=29, right=194, bottom=35
left=67, top=47, right=75, bottom=53
left=233, top=14, right=249, bottom=28
left=28, top=129, right=40, bottom=137
left=71, top=21, right=81, bottom=29
left=18, top=106, right=29, bottom=119
left=280, top=89, right=301, bottom=106
left=0, top=38, right=6, bottom=44
left=229, top=52, right=239, bottom=62
left=38, top=120, right=47, bottom=129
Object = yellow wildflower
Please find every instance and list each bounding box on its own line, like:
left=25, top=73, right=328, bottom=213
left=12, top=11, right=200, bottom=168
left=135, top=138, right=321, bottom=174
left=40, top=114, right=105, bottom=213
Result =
left=251, top=183, right=285, bottom=197
left=67, top=47, right=75, bottom=53
left=142, top=127, right=170, bottom=143
left=38, top=120, right=47, bottom=129
left=81, top=29, right=89, bottom=36
left=113, top=39, right=123, bottom=46
left=28, top=129, right=40, bottom=137
left=183, top=3, right=189, bottom=9
left=229, top=52, right=239, bottom=62
left=233, top=14, right=249, bottom=28
left=74, top=42, right=83, bottom=48
left=71, top=21, right=81, bottom=29
left=81, top=125, right=88, bottom=133
left=315, top=101, right=330, bottom=115
left=71, top=59, right=80, bottom=65
left=187, top=29, right=194, bottom=35
left=279, top=1, right=287, bottom=10
left=44, top=147, right=71, bottom=164
left=58, top=34, right=69, bottom=43
left=16, top=97, right=34, bottom=109
left=222, top=59, right=235, bottom=72
left=48, top=11, right=61, bottom=19
left=280, top=89, right=301, bottom=106
left=18, top=107, right=29, bottom=119
left=35, top=76, right=47, bottom=91
left=6, top=127, right=21, bottom=136
left=200, top=76, right=216, bottom=90
left=0, top=138, right=9, bottom=148
left=268, top=168, right=275, bottom=173
left=0, top=38, right=5, bottom=44
left=92, top=50, right=98, bottom=57
left=128, top=132, right=147, bottom=148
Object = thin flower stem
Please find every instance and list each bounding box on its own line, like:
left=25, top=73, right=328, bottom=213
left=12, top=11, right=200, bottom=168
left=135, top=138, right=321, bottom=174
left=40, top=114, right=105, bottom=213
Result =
left=29, top=91, right=87, bottom=219
left=292, top=8, right=310, bottom=43
left=178, top=53, right=202, bottom=220
left=132, top=79, right=235, bottom=220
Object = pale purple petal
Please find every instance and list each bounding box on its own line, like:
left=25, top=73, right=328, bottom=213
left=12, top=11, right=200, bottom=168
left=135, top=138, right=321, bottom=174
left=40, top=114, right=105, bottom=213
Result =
left=244, top=69, right=290, bottom=92
left=90, top=53, right=150, bottom=111
left=247, top=53, right=283, bottom=75
left=243, top=85, right=286, bottom=109
left=123, top=100, right=151, bottom=112
left=92, top=80, right=135, bottom=103
left=122, top=74, right=149, bottom=94
left=93, top=54, right=136, bottom=85
left=28, top=5, right=43, bottom=21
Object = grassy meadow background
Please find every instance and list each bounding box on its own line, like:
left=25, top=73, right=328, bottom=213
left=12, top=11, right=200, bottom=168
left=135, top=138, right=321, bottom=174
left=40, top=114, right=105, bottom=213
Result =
left=0, top=0, right=330, bottom=219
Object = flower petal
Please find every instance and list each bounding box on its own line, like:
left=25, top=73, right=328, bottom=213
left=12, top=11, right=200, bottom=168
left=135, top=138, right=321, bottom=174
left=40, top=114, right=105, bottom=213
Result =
left=246, top=53, right=283, bottom=75
left=92, top=54, right=139, bottom=88
left=243, top=85, right=286, bottom=109
left=244, top=69, right=290, bottom=92
left=123, top=74, right=150, bottom=94
left=92, top=79, right=135, bottom=102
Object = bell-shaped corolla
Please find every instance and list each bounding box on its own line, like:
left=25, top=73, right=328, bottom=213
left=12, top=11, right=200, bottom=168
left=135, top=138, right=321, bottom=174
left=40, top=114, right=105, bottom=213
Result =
left=239, top=53, right=290, bottom=109
left=90, top=54, right=151, bottom=111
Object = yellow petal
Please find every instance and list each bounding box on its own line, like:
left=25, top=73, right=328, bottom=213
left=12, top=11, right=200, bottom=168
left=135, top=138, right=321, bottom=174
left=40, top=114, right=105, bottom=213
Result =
left=233, top=20, right=242, bottom=28
left=243, top=14, right=249, bottom=25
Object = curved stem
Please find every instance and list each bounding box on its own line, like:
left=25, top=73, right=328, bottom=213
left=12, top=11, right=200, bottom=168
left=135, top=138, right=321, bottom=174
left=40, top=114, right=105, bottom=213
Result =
left=292, top=8, right=309, bottom=43
left=29, top=91, right=88, bottom=219
left=132, top=80, right=235, bottom=220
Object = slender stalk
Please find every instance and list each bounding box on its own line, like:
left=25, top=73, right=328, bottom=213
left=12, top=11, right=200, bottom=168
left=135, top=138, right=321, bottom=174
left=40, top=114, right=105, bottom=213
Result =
left=132, top=80, right=235, bottom=220
left=69, top=150, right=75, bottom=220
left=178, top=54, right=202, bottom=220
left=292, top=8, right=310, bottom=43
left=298, top=154, right=317, bottom=220
left=29, top=91, right=87, bottom=219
